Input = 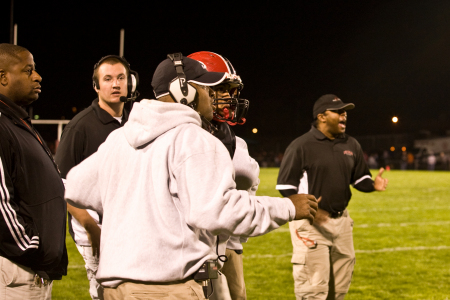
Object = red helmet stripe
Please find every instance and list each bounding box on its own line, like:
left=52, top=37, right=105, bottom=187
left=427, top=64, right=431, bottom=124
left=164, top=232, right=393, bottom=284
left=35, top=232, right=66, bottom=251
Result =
left=187, top=51, right=232, bottom=73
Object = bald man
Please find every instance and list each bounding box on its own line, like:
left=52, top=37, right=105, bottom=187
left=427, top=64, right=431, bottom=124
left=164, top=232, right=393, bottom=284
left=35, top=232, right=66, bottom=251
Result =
left=0, top=43, right=67, bottom=299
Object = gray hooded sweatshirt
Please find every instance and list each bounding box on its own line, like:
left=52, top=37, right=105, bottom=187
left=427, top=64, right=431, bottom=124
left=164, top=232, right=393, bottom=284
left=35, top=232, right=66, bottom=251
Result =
left=65, top=99, right=295, bottom=287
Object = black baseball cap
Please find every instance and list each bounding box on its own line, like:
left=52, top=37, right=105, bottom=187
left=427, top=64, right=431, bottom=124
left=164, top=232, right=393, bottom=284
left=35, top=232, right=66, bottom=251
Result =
left=152, top=56, right=228, bottom=98
left=313, top=94, right=355, bottom=118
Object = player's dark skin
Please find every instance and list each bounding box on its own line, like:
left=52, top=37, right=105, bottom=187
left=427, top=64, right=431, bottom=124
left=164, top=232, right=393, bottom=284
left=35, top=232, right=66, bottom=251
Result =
left=288, top=194, right=319, bottom=225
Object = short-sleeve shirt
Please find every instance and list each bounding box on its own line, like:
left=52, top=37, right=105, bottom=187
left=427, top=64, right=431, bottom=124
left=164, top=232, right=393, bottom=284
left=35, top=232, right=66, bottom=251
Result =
left=55, top=98, right=128, bottom=245
left=276, top=126, right=372, bottom=213
left=56, top=99, right=128, bottom=177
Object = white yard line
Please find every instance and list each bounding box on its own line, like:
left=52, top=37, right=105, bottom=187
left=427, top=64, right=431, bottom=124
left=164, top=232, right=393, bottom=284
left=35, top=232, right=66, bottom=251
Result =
left=244, top=253, right=292, bottom=259
left=353, top=206, right=450, bottom=213
left=68, top=265, right=85, bottom=269
left=355, top=220, right=450, bottom=228
left=244, top=246, right=450, bottom=259
left=355, top=246, right=450, bottom=253
left=274, top=220, right=450, bottom=232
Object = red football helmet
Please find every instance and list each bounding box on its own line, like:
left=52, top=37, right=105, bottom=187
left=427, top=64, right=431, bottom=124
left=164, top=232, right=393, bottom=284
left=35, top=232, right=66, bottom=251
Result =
left=187, top=51, right=249, bottom=125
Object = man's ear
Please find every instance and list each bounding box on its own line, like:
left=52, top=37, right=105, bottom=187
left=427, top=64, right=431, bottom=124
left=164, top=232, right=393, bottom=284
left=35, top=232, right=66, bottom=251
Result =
left=0, top=69, right=8, bottom=87
left=317, top=112, right=326, bottom=122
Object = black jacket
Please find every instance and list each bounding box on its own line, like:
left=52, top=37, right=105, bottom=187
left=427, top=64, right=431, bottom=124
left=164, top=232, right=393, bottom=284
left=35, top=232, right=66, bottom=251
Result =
left=0, top=94, right=68, bottom=280
left=212, top=121, right=236, bottom=159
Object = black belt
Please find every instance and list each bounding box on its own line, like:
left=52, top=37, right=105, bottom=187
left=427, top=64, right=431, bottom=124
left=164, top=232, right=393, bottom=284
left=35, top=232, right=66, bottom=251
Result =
left=329, top=210, right=344, bottom=219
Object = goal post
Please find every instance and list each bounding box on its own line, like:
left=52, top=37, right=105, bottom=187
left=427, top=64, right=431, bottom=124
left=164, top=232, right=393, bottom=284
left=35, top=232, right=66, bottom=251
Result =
left=31, top=119, right=70, bottom=142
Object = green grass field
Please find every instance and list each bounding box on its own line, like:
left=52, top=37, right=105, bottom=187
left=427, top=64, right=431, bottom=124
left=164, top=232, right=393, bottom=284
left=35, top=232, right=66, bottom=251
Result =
left=52, top=169, right=450, bottom=299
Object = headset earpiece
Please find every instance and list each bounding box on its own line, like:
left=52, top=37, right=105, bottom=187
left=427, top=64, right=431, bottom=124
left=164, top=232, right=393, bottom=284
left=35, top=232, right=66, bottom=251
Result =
left=167, top=53, right=198, bottom=106
left=168, top=77, right=197, bottom=105
left=128, top=70, right=139, bottom=98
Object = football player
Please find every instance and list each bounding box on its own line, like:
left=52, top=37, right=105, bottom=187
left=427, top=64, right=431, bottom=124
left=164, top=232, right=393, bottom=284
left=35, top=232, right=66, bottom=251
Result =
left=188, top=51, right=255, bottom=300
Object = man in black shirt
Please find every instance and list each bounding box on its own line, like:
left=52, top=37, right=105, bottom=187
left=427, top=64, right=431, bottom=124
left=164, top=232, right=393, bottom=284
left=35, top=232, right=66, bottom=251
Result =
left=0, top=43, right=68, bottom=299
left=276, top=94, right=388, bottom=300
left=55, top=55, right=137, bottom=300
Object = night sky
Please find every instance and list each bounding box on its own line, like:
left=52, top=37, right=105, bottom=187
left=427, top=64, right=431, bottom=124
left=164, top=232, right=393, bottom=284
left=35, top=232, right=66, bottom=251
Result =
left=2, top=1, right=450, bottom=151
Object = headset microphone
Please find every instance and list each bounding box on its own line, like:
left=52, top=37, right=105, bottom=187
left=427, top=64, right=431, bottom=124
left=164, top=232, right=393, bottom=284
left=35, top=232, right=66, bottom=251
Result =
left=120, top=96, right=129, bottom=103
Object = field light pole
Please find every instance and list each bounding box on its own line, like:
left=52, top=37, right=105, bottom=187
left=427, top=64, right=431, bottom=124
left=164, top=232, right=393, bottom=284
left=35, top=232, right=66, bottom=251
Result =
left=9, top=0, right=14, bottom=44
left=120, top=29, right=125, bottom=57
left=13, top=24, right=18, bottom=45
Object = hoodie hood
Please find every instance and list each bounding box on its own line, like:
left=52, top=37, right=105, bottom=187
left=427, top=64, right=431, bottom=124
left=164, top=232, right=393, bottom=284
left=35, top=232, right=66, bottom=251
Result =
left=123, top=99, right=202, bottom=148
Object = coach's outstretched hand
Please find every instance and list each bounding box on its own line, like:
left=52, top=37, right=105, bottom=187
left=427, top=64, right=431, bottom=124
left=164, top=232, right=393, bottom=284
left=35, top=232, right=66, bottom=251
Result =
left=288, top=194, right=318, bottom=224
left=374, top=167, right=389, bottom=191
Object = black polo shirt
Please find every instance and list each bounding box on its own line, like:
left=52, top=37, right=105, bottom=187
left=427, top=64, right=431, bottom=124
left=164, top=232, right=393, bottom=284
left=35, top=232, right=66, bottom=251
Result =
left=55, top=99, right=128, bottom=179
left=276, top=126, right=374, bottom=214
left=55, top=99, right=128, bottom=240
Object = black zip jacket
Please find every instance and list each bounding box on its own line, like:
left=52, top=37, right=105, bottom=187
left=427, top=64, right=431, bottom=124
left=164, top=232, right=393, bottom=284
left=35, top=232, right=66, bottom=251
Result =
left=0, top=94, right=67, bottom=280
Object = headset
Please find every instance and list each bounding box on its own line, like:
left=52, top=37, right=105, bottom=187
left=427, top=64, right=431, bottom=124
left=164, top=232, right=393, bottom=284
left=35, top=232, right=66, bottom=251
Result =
left=92, top=55, right=140, bottom=102
left=167, top=52, right=219, bottom=133
left=167, top=53, right=197, bottom=109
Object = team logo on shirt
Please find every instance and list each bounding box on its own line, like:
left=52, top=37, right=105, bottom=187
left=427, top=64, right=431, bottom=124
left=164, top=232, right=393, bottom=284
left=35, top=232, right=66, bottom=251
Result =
left=343, top=150, right=353, bottom=156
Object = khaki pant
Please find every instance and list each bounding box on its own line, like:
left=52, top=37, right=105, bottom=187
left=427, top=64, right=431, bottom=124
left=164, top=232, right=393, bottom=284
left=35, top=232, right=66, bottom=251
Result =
left=0, top=256, right=52, bottom=300
left=104, top=279, right=205, bottom=300
left=220, top=249, right=246, bottom=300
left=290, top=210, right=355, bottom=300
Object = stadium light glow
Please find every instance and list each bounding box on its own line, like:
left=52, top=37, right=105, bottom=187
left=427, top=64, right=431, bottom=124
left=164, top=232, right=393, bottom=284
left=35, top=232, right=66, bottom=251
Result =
left=392, top=116, right=398, bottom=123
left=390, top=146, right=395, bottom=151
left=402, top=146, right=406, bottom=152
left=252, top=128, right=258, bottom=134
